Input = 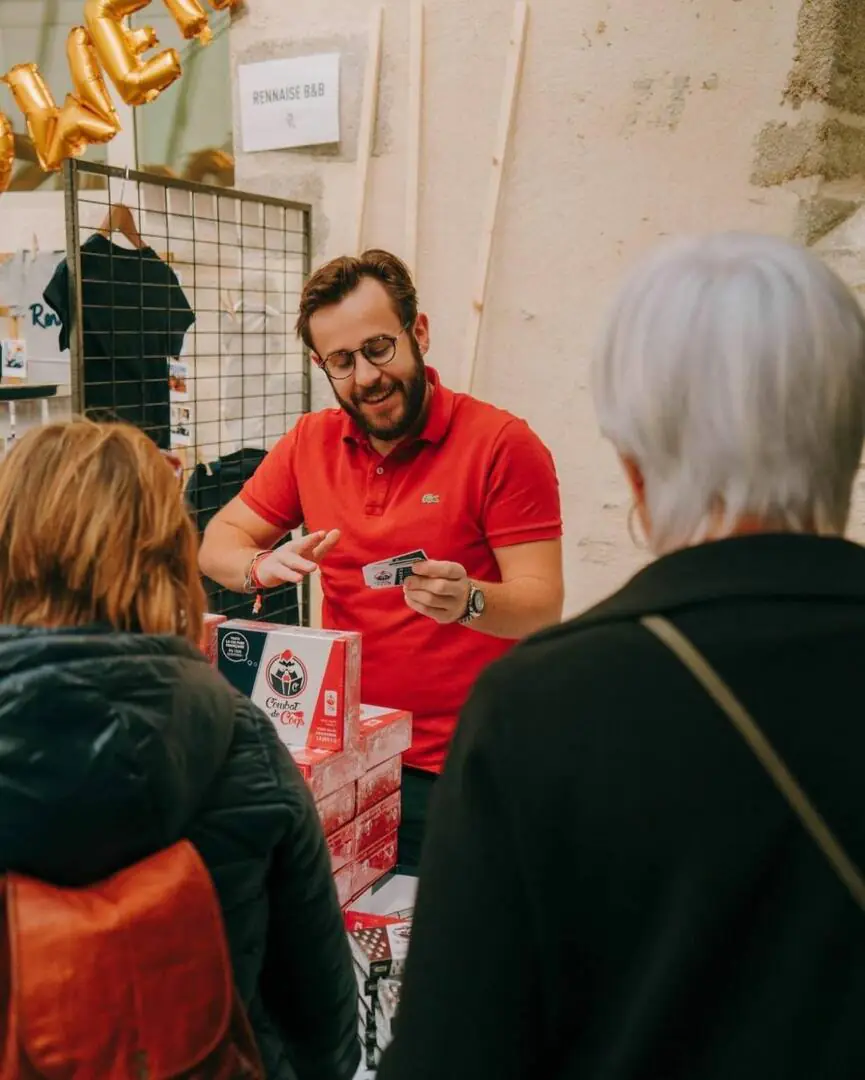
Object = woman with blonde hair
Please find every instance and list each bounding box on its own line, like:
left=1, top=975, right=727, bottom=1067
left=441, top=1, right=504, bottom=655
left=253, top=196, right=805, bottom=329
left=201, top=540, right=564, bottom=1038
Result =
left=0, top=420, right=359, bottom=1080
left=380, top=233, right=865, bottom=1080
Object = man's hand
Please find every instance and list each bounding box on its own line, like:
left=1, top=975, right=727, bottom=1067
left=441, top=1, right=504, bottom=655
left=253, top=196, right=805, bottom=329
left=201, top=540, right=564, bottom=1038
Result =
left=403, top=560, right=471, bottom=625
left=256, top=529, right=340, bottom=588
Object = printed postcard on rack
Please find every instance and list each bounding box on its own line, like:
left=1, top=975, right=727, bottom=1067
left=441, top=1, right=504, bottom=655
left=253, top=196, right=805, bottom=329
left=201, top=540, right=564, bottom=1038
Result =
left=170, top=403, right=192, bottom=447
left=169, top=359, right=189, bottom=402
left=0, top=339, right=27, bottom=380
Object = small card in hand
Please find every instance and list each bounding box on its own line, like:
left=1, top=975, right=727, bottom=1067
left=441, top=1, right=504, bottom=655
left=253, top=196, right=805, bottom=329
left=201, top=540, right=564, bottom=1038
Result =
left=362, top=549, right=428, bottom=589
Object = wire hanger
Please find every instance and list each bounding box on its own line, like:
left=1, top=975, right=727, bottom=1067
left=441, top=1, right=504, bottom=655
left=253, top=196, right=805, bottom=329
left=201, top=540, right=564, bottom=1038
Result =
left=118, top=165, right=129, bottom=206
left=99, top=204, right=145, bottom=249
left=98, top=168, right=144, bottom=250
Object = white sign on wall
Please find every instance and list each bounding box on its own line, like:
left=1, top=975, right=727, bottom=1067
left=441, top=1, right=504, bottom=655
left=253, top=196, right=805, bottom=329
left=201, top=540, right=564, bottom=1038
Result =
left=238, top=53, right=341, bottom=153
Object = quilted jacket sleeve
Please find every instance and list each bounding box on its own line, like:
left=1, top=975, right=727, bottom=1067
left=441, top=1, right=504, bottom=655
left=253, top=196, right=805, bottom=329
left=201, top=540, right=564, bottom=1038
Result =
left=258, top=723, right=360, bottom=1080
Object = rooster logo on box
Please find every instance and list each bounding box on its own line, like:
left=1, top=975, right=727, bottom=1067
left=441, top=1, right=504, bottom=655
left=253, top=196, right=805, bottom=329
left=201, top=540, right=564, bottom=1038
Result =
left=266, top=649, right=307, bottom=699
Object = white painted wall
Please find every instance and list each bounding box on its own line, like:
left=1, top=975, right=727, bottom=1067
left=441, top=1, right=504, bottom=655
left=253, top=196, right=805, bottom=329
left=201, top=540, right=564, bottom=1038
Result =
left=231, top=0, right=805, bottom=614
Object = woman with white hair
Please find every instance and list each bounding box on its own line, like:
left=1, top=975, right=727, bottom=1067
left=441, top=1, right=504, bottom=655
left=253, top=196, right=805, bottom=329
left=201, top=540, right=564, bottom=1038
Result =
left=378, top=233, right=865, bottom=1080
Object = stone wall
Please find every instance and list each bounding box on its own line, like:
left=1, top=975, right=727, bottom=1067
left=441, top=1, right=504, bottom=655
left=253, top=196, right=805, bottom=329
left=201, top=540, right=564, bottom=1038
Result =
left=749, top=0, right=865, bottom=541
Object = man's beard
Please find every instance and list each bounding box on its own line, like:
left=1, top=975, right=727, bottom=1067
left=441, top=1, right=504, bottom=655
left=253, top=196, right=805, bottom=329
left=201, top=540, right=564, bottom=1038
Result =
left=335, top=335, right=428, bottom=441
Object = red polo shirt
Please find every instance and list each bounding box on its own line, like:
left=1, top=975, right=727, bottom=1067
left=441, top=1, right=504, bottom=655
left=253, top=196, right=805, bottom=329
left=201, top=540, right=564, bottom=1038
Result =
left=239, top=368, right=562, bottom=772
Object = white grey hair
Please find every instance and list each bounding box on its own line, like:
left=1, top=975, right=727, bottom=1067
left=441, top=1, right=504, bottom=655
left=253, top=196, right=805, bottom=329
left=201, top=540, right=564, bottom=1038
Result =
left=593, top=232, right=865, bottom=553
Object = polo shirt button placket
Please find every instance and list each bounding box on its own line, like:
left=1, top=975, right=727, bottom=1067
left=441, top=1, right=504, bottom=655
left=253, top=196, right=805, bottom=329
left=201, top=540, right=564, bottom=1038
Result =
left=365, top=459, right=390, bottom=516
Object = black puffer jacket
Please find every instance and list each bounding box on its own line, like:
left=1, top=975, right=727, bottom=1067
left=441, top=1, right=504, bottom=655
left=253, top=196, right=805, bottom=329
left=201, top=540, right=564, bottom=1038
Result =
left=0, top=626, right=359, bottom=1080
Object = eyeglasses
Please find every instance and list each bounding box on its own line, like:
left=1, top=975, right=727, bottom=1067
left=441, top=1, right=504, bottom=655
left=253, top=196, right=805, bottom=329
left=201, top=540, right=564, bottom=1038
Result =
left=321, top=325, right=409, bottom=380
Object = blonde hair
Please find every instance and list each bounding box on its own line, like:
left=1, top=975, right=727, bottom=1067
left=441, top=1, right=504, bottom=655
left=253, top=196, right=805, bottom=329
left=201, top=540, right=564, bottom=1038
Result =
left=0, top=420, right=205, bottom=641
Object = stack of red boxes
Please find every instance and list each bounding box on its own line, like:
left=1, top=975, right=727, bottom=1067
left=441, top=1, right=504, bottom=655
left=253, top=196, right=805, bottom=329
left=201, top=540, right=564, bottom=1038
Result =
left=200, top=613, right=227, bottom=665
left=298, top=704, right=412, bottom=909
left=210, top=618, right=412, bottom=907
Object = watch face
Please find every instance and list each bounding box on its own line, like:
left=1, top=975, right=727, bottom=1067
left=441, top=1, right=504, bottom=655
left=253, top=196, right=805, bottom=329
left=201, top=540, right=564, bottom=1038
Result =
left=471, top=588, right=486, bottom=616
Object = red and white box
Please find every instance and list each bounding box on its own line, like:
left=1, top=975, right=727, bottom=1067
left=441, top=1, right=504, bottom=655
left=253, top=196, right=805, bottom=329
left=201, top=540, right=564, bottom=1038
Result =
left=352, top=833, right=398, bottom=900
left=355, top=791, right=401, bottom=861
left=345, top=874, right=417, bottom=931
left=218, top=622, right=361, bottom=752
left=199, top=613, right=227, bottom=665
left=316, top=781, right=356, bottom=836
left=334, top=865, right=354, bottom=908
left=356, top=756, right=402, bottom=816
left=328, top=821, right=356, bottom=873
left=291, top=746, right=363, bottom=801
left=359, top=705, right=412, bottom=771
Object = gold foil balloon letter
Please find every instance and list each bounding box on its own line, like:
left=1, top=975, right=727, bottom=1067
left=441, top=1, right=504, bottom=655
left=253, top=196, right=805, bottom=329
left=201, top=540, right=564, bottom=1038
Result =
left=67, top=25, right=120, bottom=126
left=2, top=28, right=120, bottom=172
left=84, top=0, right=182, bottom=107
left=163, top=0, right=245, bottom=40
left=126, top=26, right=159, bottom=55
left=0, top=112, right=13, bottom=195
left=0, top=0, right=246, bottom=190
left=163, top=0, right=214, bottom=44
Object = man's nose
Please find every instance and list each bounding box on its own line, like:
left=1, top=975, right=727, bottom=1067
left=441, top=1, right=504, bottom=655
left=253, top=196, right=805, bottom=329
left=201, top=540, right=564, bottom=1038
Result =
left=353, top=353, right=382, bottom=387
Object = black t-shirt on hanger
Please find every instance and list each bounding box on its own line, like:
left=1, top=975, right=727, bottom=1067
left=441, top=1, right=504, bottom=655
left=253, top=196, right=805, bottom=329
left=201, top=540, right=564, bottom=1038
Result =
left=44, top=234, right=195, bottom=450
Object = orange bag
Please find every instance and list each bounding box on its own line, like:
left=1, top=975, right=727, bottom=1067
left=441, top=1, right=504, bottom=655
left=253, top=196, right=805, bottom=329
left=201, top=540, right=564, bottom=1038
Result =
left=0, top=840, right=264, bottom=1079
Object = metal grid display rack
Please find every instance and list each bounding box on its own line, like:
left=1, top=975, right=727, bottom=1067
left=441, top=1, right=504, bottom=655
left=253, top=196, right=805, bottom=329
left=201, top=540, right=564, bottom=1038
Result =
left=60, top=159, right=313, bottom=626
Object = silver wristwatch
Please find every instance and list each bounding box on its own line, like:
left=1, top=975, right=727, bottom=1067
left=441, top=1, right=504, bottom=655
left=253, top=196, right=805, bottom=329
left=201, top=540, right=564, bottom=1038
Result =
left=459, top=583, right=486, bottom=626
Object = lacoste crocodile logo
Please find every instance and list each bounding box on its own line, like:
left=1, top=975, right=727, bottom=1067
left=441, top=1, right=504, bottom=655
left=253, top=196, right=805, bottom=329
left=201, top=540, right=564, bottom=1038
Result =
left=421, top=493, right=440, bottom=505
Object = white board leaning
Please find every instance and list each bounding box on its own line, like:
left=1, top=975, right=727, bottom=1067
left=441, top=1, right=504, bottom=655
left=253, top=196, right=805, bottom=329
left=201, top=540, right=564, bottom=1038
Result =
left=238, top=53, right=341, bottom=153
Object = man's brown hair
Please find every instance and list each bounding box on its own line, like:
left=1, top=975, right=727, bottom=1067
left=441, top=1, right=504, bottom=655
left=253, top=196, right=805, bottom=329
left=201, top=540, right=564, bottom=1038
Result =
left=296, top=249, right=418, bottom=352
left=0, top=420, right=205, bottom=641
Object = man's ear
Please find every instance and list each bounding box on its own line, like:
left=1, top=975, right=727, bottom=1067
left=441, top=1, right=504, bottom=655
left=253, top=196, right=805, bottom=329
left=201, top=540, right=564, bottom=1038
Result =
left=413, top=312, right=430, bottom=355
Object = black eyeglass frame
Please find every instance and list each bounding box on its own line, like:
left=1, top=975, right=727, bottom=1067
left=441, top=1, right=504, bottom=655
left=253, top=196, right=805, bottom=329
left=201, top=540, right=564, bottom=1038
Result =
left=319, top=324, right=412, bottom=380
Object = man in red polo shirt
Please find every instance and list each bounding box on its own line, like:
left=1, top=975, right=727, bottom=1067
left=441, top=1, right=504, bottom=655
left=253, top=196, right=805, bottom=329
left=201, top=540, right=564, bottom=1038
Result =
left=199, top=249, right=563, bottom=869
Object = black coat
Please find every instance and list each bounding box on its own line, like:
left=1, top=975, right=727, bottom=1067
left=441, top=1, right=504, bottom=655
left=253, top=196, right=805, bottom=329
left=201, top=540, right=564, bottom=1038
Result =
left=0, top=626, right=359, bottom=1080
left=380, top=533, right=865, bottom=1080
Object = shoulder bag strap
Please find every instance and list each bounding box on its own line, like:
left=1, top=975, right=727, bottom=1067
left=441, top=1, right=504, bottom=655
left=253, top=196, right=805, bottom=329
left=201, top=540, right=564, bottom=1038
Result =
left=640, top=614, right=865, bottom=912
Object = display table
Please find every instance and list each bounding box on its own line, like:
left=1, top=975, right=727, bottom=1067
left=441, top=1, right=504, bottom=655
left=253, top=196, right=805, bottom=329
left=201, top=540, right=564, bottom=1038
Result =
left=0, top=383, right=59, bottom=401
left=0, top=383, right=59, bottom=442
